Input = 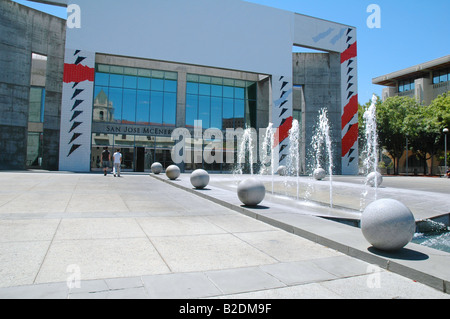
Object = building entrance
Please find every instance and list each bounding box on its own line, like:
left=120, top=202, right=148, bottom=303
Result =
left=91, top=133, right=175, bottom=173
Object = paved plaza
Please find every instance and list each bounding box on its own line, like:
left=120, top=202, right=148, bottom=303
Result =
left=0, top=171, right=448, bottom=299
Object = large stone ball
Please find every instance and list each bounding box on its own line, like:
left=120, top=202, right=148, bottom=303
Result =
left=277, top=166, right=287, bottom=176
left=190, top=169, right=210, bottom=189
left=313, top=168, right=326, bottom=180
left=237, top=178, right=266, bottom=206
left=361, top=199, right=416, bottom=251
left=151, top=162, right=163, bottom=175
left=366, top=172, right=383, bottom=187
left=165, top=165, right=180, bottom=180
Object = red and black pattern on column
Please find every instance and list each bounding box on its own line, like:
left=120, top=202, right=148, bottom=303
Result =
left=63, top=50, right=95, bottom=157
left=340, top=28, right=358, bottom=173
left=273, top=76, right=293, bottom=165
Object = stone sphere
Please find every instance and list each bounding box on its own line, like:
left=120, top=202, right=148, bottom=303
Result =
left=366, top=172, right=383, bottom=187
left=237, top=178, right=266, bottom=206
left=277, top=166, right=287, bottom=176
left=361, top=199, right=416, bottom=251
left=165, top=165, right=180, bottom=180
left=313, top=168, right=326, bottom=180
left=190, top=169, right=210, bottom=189
left=151, top=162, right=163, bottom=175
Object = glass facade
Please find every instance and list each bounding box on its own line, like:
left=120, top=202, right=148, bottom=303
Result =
left=91, top=64, right=259, bottom=173
left=398, top=79, right=415, bottom=93
left=433, top=68, right=450, bottom=84
left=28, top=87, right=45, bottom=123
left=185, top=74, right=257, bottom=130
left=93, top=64, right=177, bottom=126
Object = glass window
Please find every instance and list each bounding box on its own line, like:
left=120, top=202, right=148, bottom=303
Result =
left=123, top=75, right=137, bottom=89
left=163, top=92, right=177, bottom=126
left=199, top=83, right=211, bottom=96
left=211, top=85, right=222, bottom=97
left=164, top=79, right=177, bottom=93
left=110, top=74, right=123, bottom=87
left=137, top=77, right=151, bottom=90
left=433, top=72, right=440, bottom=84
left=150, top=91, right=163, bottom=124
left=152, top=78, right=164, bottom=91
left=199, top=95, right=211, bottom=128
left=93, top=86, right=110, bottom=122
left=28, top=87, right=45, bottom=123
left=165, top=71, right=178, bottom=80
left=109, top=87, right=123, bottom=123
left=136, top=90, right=150, bottom=124
left=223, top=86, right=234, bottom=98
left=234, top=87, right=245, bottom=100
left=234, top=99, right=245, bottom=120
left=186, top=94, right=198, bottom=128
left=122, top=89, right=136, bottom=124
left=152, top=70, right=164, bottom=79
left=138, top=69, right=151, bottom=78
left=211, top=97, right=222, bottom=130
left=110, top=66, right=124, bottom=75
left=95, top=73, right=109, bottom=86
left=440, top=72, right=448, bottom=83
left=223, top=98, right=234, bottom=129
left=187, top=82, right=198, bottom=95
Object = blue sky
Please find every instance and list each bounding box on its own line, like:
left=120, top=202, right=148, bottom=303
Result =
left=13, top=0, right=450, bottom=105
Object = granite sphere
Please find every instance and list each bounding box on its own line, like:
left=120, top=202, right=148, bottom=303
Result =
left=361, top=199, right=416, bottom=251
left=237, top=178, right=266, bottom=206
left=277, top=166, right=287, bottom=176
left=190, top=169, right=210, bottom=189
left=313, top=168, right=326, bottom=180
left=366, top=172, right=383, bottom=187
left=165, top=165, right=180, bottom=180
left=151, top=162, right=163, bottom=175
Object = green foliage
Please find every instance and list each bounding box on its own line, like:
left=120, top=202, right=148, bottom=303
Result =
left=366, top=91, right=450, bottom=175
left=375, top=96, right=418, bottom=174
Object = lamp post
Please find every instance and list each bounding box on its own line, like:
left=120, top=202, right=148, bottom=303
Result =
left=444, top=128, right=449, bottom=178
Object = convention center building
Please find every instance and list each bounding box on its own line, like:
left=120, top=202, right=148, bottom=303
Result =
left=0, top=0, right=359, bottom=174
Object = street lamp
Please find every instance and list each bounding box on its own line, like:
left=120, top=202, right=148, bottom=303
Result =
left=444, top=128, right=449, bottom=178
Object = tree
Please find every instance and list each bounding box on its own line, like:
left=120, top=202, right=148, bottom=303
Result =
left=403, top=92, right=450, bottom=175
left=376, top=96, right=418, bottom=175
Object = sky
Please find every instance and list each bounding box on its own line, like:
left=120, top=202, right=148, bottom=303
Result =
left=13, top=0, right=450, bottom=105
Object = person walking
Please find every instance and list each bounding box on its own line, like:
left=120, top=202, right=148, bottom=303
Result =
left=101, top=147, right=111, bottom=176
left=113, top=149, right=122, bottom=177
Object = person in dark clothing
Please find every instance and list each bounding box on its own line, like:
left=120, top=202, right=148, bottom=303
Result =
left=101, top=147, right=111, bottom=176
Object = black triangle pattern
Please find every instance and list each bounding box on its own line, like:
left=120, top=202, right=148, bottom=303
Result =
left=67, top=49, right=85, bottom=158
left=342, top=29, right=357, bottom=166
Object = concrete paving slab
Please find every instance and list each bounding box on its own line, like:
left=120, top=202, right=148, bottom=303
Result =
left=0, top=241, right=51, bottom=288
left=205, top=267, right=285, bottom=295
left=54, top=218, right=146, bottom=240
left=234, top=230, right=343, bottom=262
left=259, top=261, right=338, bottom=285
left=142, top=272, right=221, bottom=299
left=150, top=233, right=277, bottom=273
left=0, top=171, right=448, bottom=299
left=137, top=216, right=226, bottom=237
left=0, top=219, right=60, bottom=242
left=34, top=238, right=171, bottom=284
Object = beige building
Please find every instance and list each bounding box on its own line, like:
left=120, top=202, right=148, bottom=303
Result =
left=373, top=55, right=450, bottom=175
left=373, top=55, right=450, bottom=105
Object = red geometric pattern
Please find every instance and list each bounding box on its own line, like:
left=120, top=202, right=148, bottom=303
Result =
left=63, top=64, right=95, bottom=83
left=340, top=42, right=357, bottom=64
left=273, top=116, right=293, bottom=148
left=341, top=94, right=358, bottom=130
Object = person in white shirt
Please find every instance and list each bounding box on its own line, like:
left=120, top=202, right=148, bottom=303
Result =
left=113, top=149, right=122, bottom=177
